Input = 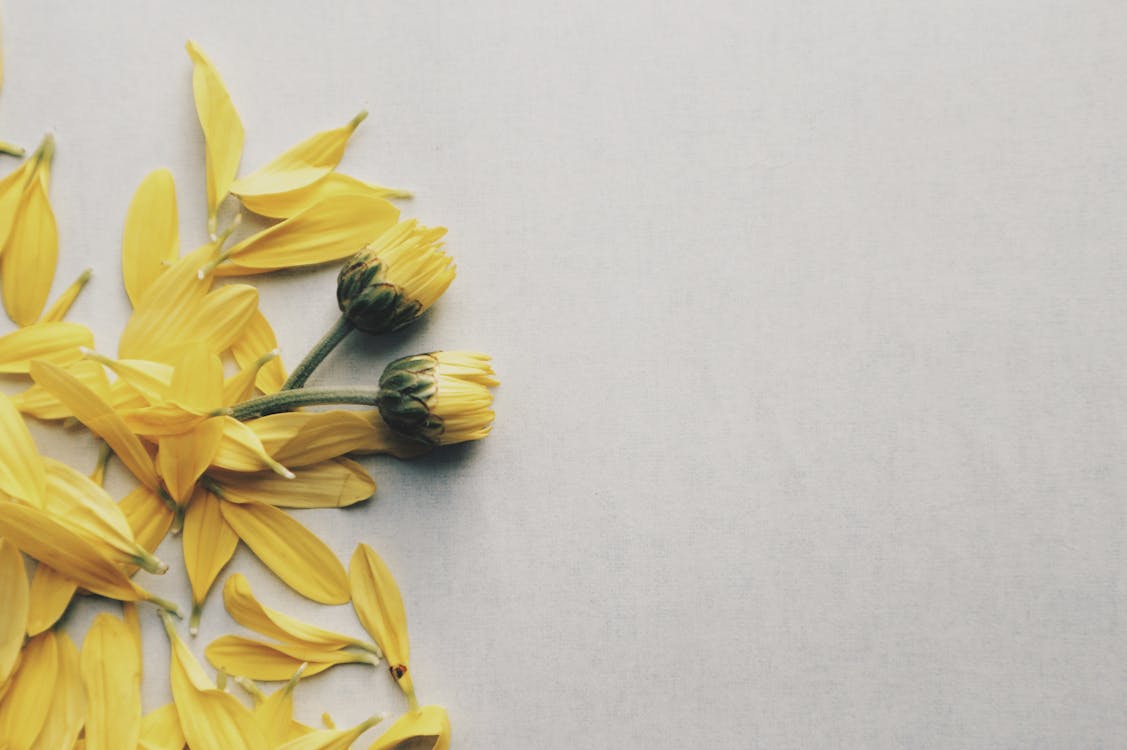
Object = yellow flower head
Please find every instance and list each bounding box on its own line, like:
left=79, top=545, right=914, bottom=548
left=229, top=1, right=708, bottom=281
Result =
left=336, top=219, right=454, bottom=334
left=376, top=351, right=497, bottom=446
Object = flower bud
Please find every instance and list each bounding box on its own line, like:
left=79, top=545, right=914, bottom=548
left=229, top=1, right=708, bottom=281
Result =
left=365, top=705, right=451, bottom=750
left=337, top=220, right=454, bottom=334
left=376, top=351, right=498, bottom=446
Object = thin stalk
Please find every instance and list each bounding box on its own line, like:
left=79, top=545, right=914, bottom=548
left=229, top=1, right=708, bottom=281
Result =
left=230, top=385, right=380, bottom=421
left=281, top=315, right=355, bottom=390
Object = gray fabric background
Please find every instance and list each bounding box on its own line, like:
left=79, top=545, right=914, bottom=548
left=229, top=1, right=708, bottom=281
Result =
left=2, top=1, right=1126, bottom=747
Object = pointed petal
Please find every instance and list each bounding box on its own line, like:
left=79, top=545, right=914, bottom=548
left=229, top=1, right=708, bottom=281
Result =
left=230, top=310, right=286, bottom=395
left=25, top=564, right=76, bottom=636
left=182, top=488, right=239, bottom=616
left=117, top=242, right=215, bottom=360
left=122, top=169, right=179, bottom=306
left=0, top=393, right=46, bottom=505
left=350, top=544, right=411, bottom=692
left=11, top=360, right=110, bottom=421
left=204, top=635, right=371, bottom=681
left=237, top=172, right=410, bottom=221
left=211, top=416, right=294, bottom=477
left=2, top=176, right=58, bottom=326
left=119, top=486, right=175, bottom=558
left=186, top=41, right=243, bottom=236
left=364, top=706, right=450, bottom=750
left=0, top=321, right=93, bottom=374
left=28, top=631, right=84, bottom=750
left=0, top=539, right=29, bottom=683
left=30, top=360, right=160, bottom=490
left=80, top=613, right=142, bottom=750
left=230, top=111, right=366, bottom=197
left=0, top=632, right=57, bottom=749
left=275, top=716, right=382, bottom=750
left=139, top=704, right=185, bottom=750
left=250, top=410, right=382, bottom=467
left=223, top=573, right=369, bottom=650
left=211, top=458, right=374, bottom=509
left=219, top=501, right=349, bottom=604
left=220, top=195, right=398, bottom=272
left=39, top=267, right=92, bottom=323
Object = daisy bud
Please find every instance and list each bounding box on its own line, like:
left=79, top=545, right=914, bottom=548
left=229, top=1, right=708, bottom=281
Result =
left=337, top=219, right=454, bottom=334
left=376, top=351, right=498, bottom=446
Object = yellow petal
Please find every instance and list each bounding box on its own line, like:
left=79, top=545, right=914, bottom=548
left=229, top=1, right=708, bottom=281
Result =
left=0, top=502, right=147, bottom=602
left=0, top=539, right=28, bottom=684
left=28, top=631, right=84, bottom=750
left=204, top=636, right=372, bottom=681
left=186, top=41, right=243, bottom=237
left=210, top=458, right=374, bottom=509
left=0, top=393, right=46, bottom=505
left=229, top=310, right=286, bottom=396
left=236, top=172, right=410, bottom=221
left=0, top=321, right=93, bottom=374
left=275, top=716, right=383, bottom=750
left=219, top=501, right=349, bottom=604
left=182, top=488, right=238, bottom=628
left=364, top=707, right=450, bottom=750
left=139, top=704, right=185, bottom=750
left=170, top=342, right=224, bottom=413
left=123, top=602, right=143, bottom=681
left=223, top=573, right=373, bottom=651
left=348, top=411, right=433, bottom=460
left=219, top=195, right=398, bottom=272
left=38, top=267, right=92, bottom=323
left=158, top=418, right=225, bottom=503
left=1, top=174, right=57, bottom=326
left=122, top=169, right=179, bottom=307
left=119, top=486, right=175, bottom=558
left=29, top=360, right=160, bottom=490
left=0, top=632, right=57, bottom=749
left=25, top=564, right=76, bottom=637
left=121, top=405, right=209, bottom=437
left=251, top=670, right=301, bottom=748
left=11, top=360, right=109, bottom=421
left=251, top=410, right=382, bottom=467
left=223, top=348, right=280, bottom=406
left=0, top=157, right=38, bottom=253
left=231, top=111, right=366, bottom=197
left=350, top=544, right=412, bottom=695
left=211, top=416, right=294, bottom=477
left=82, top=355, right=171, bottom=404
left=80, top=613, right=142, bottom=750
left=118, top=243, right=215, bottom=360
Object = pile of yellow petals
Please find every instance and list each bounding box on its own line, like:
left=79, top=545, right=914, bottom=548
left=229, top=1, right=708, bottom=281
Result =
left=0, top=37, right=466, bottom=750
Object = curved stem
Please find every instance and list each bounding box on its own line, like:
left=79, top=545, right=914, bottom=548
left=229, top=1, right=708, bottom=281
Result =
left=281, top=315, right=354, bottom=390
left=230, top=386, right=381, bottom=421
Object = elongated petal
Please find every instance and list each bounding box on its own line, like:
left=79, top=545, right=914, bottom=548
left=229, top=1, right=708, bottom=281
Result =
left=28, top=631, right=84, bottom=750
left=170, top=342, right=223, bottom=413
left=185, top=284, right=260, bottom=354
left=119, top=486, right=175, bottom=558
left=236, top=172, right=409, bottom=221
left=0, top=321, right=93, bottom=374
left=158, top=418, right=225, bottom=503
left=250, top=410, right=382, bottom=467
left=350, top=544, right=412, bottom=694
left=2, top=176, right=58, bottom=326
left=0, top=539, right=28, bottom=683
left=231, top=111, right=365, bottom=198
left=11, top=360, right=109, bottom=421
left=211, top=416, right=294, bottom=477
left=25, top=564, right=76, bottom=636
left=0, top=632, right=57, bottom=748
left=0, top=157, right=37, bottom=253
left=0, top=393, right=45, bottom=505
left=30, top=360, right=160, bottom=490
left=230, top=310, right=286, bottom=395
left=123, top=602, right=143, bottom=681
left=118, top=243, right=215, bottom=360
left=38, top=267, right=92, bottom=323
left=219, top=501, right=349, bottom=604
left=81, top=613, right=142, bottom=750
left=223, top=349, right=279, bottom=405
left=348, top=411, right=433, bottom=460
left=276, top=716, right=382, bottom=750
left=0, top=502, right=146, bottom=601
left=186, top=41, right=243, bottom=236
left=121, top=405, right=209, bottom=437
left=139, top=704, right=185, bottom=750
left=249, top=668, right=305, bottom=747
left=183, top=488, right=238, bottom=623
left=123, top=169, right=179, bottom=306
left=205, top=636, right=372, bottom=681
left=83, top=355, right=172, bottom=404
left=211, top=458, right=374, bottom=509
left=223, top=573, right=370, bottom=651
left=364, top=707, right=450, bottom=750
left=221, top=195, right=398, bottom=271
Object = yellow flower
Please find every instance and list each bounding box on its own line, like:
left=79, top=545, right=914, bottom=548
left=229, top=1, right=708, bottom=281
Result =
left=336, top=219, right=455, bottom=335
left=376, top=351, right=498, bottom=446
left=364, top=706, right=451, bottom=750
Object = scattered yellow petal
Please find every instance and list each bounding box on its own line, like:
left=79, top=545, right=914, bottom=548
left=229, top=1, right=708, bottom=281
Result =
left=350, top=544, right=413, bottom=697
left=211, top=416, right=295, bottom=477
left=25, top=564, right=76, bottom=637
left=210, top=458, right=374, bottom=509
left=236, top=172, right=410, bottom=221
left=219, top=194, right=398, bottom=273
left=230, top=310, right=286, bottom=395
left=231, top=110, right=366, bottom=198
left=0, top=321, right=93, bottom=374
left=158, top=418, right=225, bottom=503
left=0, top=393, right=46, bottom=505
left=117, top=243, right=215, bottom=361
left=83, top=354, right=172, bottom=404
left=38, top=267, right=92, bottom=323
left=223, top=347, right=280, bottom=405
left=364, top=706, right=450, bottom=750
left=0, top=156, right=38, bottom=253
left=0, top=539, right=28, bottom=684
left=250, top=410, right=382, bottom=468
left=11, top=360, right=109, bottom=421
left=122, top=169, right=179, bottom=307
left=219, top=500, right=349, bottom=604
left=28, top=631, right=84, bottom=750
left=205, top=635, right=373, bottom=681
left=2, top=175, right=58, bottom=326
left=138, top=704, right=185, bottom=750
left=183, top=487, right=239, bottom=629
left=119, top=486, right=176, bottom=560
left=80, top=613, right=142, bottom=750
left=186, top=41, right=243, bottom=237
left=276, top=715, right=383, bottom=750
left=0, top=631, right=58, bottom=750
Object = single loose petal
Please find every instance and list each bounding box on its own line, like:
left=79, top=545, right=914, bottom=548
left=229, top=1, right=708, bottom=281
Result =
left=0, top=631, right=58, bottom=749
left=81, top=613, right=142, bottom=750
left=364, top=706, right=450, bottom=750
left=0, top=156, right=38, bottom=253
left=186, top=41, right=244, bottom=236
left=211, top=458, right=374, bottom=509
left=0, top=393, right=46, bottom=505
left=183, top=487, right=239, bottom=629
left=11, top=360, right=109, bottom=421
left=158, top=418, right=225, bottom=503
left=211, top=416, right=295, bottom=477
left=122, top=169, right=179, bottom=306
left=25, top=564, right=76, bottom=636
left=350, top=544, right=413, bottom=697
left=219, top=500, right=349, bottom=604
left=2, top=175, right=58, bottom=326
left=0, top=539, right=28, bottom=685
left=236, top=172, right=409, bottom=221
left=28, top=631, right=84, bottom=750
left=205, top=636, right=373, bottom=681
left=38, top=267, right=92, bottom=323
left=0, top=321, right=93, bottom=374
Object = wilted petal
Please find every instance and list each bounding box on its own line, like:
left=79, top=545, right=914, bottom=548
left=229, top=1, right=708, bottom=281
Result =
left=28, top=631, right=84, bottom=750
left=0, top=393, right=46, bottom=505
left=138, top=703, right=186, bottom=750
left=0, top=632, right=58, bottom=749
left=211, top=458, right=374, bottom=509
left=364, top=706, right=450, bottom=750
left=236, top=172, right=409, bottom=221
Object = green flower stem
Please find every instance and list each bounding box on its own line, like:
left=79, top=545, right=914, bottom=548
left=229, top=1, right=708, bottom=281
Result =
left=281, top=315, right=355, bottom=390
left=230, top=385, right=380, bottom=421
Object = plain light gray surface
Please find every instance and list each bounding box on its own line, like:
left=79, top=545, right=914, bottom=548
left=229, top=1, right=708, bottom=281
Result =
left=2, top=1, right=1127, bottom=747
